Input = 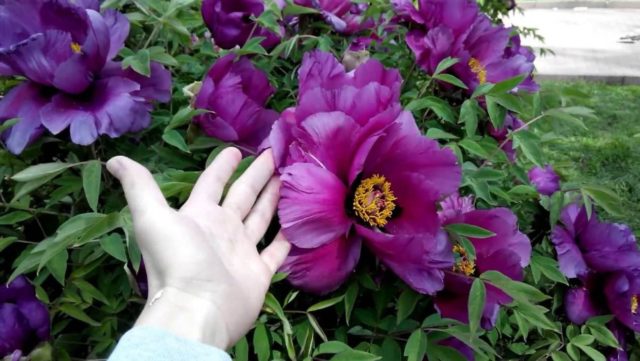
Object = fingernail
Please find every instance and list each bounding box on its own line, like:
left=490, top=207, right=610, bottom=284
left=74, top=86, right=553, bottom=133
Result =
left=106, top=157, right=123, bottom=178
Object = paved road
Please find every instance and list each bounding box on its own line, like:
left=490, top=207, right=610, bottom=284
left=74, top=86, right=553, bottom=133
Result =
left=505, top=8, right=640, bottom=82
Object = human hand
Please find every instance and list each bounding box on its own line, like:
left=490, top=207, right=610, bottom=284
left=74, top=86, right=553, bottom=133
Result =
left=106, top=148, right=290, bottom=350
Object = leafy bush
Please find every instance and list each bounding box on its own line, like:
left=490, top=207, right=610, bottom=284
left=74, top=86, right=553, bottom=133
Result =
left=0, top=0, right=637, bottom=361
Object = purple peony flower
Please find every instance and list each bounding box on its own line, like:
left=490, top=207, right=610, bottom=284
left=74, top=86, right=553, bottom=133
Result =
left=404, top=0, right=537, bottom=92
left=295, top=0, right=373, bottom=34
left=439, top=337, right=474, bottom=361
left=435, top=194, right=531, bottom=329
left=551, top=204, right=640, bottom=279
left=193, top=54, right=278, bottom=154
left=273, top=50, right=461, bottom=295
left=528, top=164, right=560, bottom=196
left=0, top=276, right=49, bottom=358
left=202, top=0, right=283, bottom=50
left=607, top=321, right=629, bottom=361
left=0, top=0, right=172, bottom=154
left=605, top=270, right=640, bottom=332
left=487, top=113, right=525, bottom=162
left=564, top=286, right=600, bottom=325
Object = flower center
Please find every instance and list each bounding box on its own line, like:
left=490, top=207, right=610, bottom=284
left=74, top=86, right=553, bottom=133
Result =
left=468, top=58, right=487, bottom=84
left=632, top=295, right=639, bottom=314
left=452, top=244, right=476, bottom=276
left=353, top=174, right=396, bottom=228
left=71, top=42, right=82, bottom=54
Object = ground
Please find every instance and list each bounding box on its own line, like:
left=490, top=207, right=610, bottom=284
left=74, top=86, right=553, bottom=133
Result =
left=537, top=81, right=640, bottom=232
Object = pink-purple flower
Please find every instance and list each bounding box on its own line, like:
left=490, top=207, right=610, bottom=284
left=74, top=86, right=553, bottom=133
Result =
left=273, top=50, right=461, bottom=295
left=436, top=193, right=531, bottom=329
left=0, top=0, right=171, bottom=154
left=0, top=276, right=49, bottom=358
left=528, top=164, right=561, bottom=196
left=202, top=0, right=284, bottom=49
left=194, top=54, right=278, bottom=153
left=402, top=0, right=537, bottom=92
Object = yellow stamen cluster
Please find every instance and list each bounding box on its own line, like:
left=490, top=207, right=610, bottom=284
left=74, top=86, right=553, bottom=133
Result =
left=632, top=295, right=639, bottom=314
left=468, top=57, right=487, bottom=84
left=452, top=244, right=476, bottom=276
left=71, top=42, right=82, bottom=54
left=353, top=174, right=397, bottom=228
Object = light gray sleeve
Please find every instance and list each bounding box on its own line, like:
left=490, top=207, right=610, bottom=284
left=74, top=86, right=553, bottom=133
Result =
left=108, top=327, right=232, bottom=361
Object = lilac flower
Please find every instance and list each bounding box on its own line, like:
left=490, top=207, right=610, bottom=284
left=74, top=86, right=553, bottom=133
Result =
left=274, top=51, right=461, bottom=295
left=551, top=204, right=640, bottom=279
left=564, top=286, right=600, bottom=325
left=436, top=193, right=531, bottom=329
left=404, top=0, right=537, bottom=92
left=194, top=54, right=278, bottom=154
left=528, top=164, right=560, bottom=196
left=0, top=276, right=49, bottom=358
left=202, top=0, right=283, bottom=49
left=0, top=0, right=172, bottom=154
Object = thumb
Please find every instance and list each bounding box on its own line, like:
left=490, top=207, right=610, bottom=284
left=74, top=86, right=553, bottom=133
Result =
left=107, top=156, right=168, bottom=218
left=260, top=232, right=291, bottom=275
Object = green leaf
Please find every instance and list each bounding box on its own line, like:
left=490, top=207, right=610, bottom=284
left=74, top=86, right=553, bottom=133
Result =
left=73, top=279, right=109, bottom=304
left=551, top=351, right=573, bottom=361
left=307, top=295, right=344, bottom=312
left=406, top=96, right=456, bottom=123
left=99, top=234, right=127, bottom=262
left=587, top=324, right=619, bottom=348
left=233, top=337, right=249, bottom=361
left=344, top=282, right=358, bottom=325
left=433, top=57, right=459, bottom=75
left=426, top=128, right=459, bottom=140
left=12, top=173, right=61, bottom=202
left=460, top=99, right=478, bottom=137
left=433, top=73, right=467, bottom=89
left=263, top=292, right=292, bottom=334
left=404, top=329, right=427, bottom=361
left=468, top=278, right=486, bottom=334
left=307, top=313, right=328, bottom=342
left=167, top=107, right=208, bottom=130
left=82, top=160, right=102, bottom=212
left=12, top=162, right=75, bottom=182
left=162, top=130, right=191, bottom=153
left=571, top=334, right=595, bottom=346
left=122, top=49, right=151, bottom=76
left=314, top=341, right=351, bottom=356
left=480, top=270, right=551, bottom=303
left=237, top=37, right=268, bottom=56
left=581, top=185, right=624, bottom=216
left=574, top=344, right=606, bottom=361
left=46, top=249, right=68, bottom=285
left=396, top=289, right=420, bottom=324
left=485, top=96, right=506, bottom=129
left=471, top=83, right=495, bottom=98
left=445, top=223, right=496, bottom=239
left=283, top=3, right=319, bottom=15
left=549, top=191, right=564, bottom=225
left=487, top=74, right=525, bottom=94
left=253, top=323, right=271, bottom=361
left=0, top=211, right=33, bottom=225
left=459, top=138, right=492, bottom=159
left=330, top=350, right=381, bottom=361
left=58, top=304, right=100, bottom=326
left=531, top=254, right=568, bottom=285
left=0, top=118, right=19, bottom=132
left=513, top=131, right=545, bottom=166
left=0, top=237, right=17, bottom=253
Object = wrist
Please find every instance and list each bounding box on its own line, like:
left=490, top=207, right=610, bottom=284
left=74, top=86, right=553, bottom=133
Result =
left=134, top=287, right=229, bottom=349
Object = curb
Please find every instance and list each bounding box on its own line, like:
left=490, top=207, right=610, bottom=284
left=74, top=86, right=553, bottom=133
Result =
left=536, top=74, right=640, bottom=85
left=520, top=1, right=640, bottom=8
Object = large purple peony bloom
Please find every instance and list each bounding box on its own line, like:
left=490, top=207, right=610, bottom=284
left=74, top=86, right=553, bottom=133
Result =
left=528, top=164, right=560, bottom=196
left=564, top=286, right=600, bottom=325
left=551, top=204, right=640, bottom=279
left=194, top=54, right=278, bottom=153
left=0, top=0, right=172, bottom=154
left=605, top=270, right=640, bottom=332
left=273, top=51, right=461, bottom=295
left=202, top=0, right=283, bottom=49
left=0, top=276, right=49, bottom=358
left=403, top=0, right=537, bottom=92
left=436, top=193, right=531, bottom=329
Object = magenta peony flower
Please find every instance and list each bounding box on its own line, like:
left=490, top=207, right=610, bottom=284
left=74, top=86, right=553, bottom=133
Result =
left=202, top=0, right=283, bottom=49
left=0, top=0, right=172, bottom=154
left=0, top=276, right=49, bottom=358
left=551, top=204, right=640, bottom=279
left=435, top=193, right=531, bottom=329
left=605, top=270, right=640, bottom=332
left=564, top=286, right=600, bottom=325
left=194, top=54, right=278, bottom=153
left=403, top=0, right=537, bottom=92
left=273, top=51, right=461, bottom=295
left=528, top=164, right=560, bottom=196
